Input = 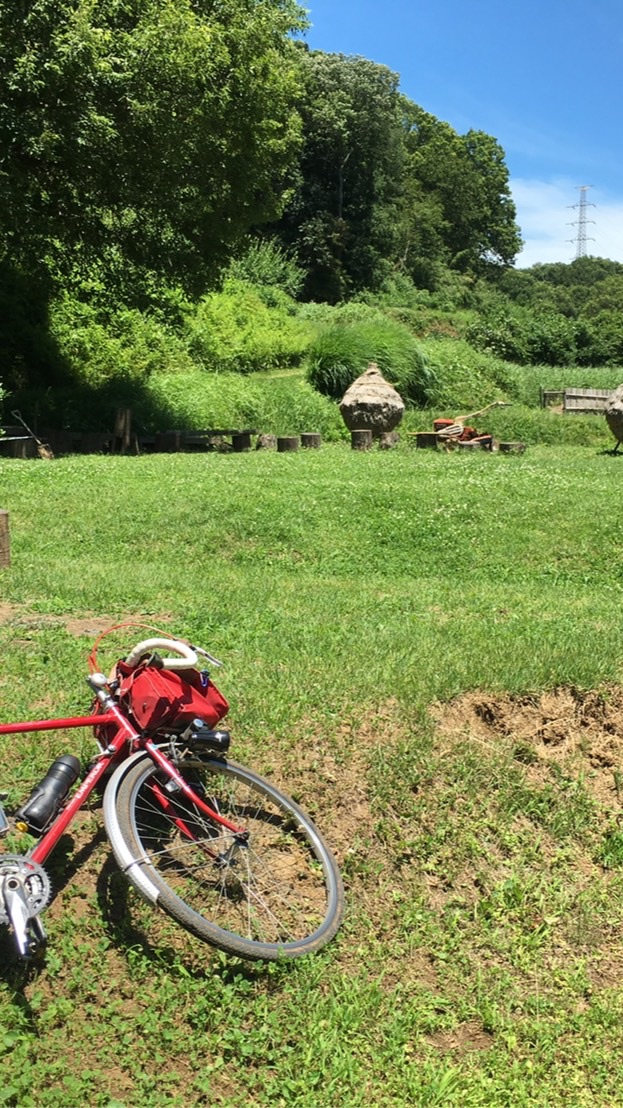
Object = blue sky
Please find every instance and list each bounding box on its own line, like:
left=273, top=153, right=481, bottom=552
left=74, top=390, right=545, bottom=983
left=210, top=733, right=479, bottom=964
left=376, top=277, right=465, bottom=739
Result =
left=303, top=0, right=623, bottom=268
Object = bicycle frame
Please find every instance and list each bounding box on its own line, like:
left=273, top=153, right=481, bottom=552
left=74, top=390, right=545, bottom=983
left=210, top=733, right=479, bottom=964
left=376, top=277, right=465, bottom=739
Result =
left=0, top=637, right=345, bottom=962
left=0, top=695, right=244, bottom=877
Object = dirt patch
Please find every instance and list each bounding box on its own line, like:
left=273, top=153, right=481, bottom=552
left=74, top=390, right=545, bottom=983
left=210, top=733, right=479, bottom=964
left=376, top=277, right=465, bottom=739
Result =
left=431, top=686, right=623, bottom=809
left=0, top=603, right=173, bottom=640
left=64, top=616, right=117, bottom=637
left=426, top=1021, right=494, bottom=1054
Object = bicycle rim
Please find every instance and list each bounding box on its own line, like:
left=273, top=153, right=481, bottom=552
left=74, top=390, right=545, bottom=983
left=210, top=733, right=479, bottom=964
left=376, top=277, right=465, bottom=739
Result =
left=110, top=753, right=344, bottom=960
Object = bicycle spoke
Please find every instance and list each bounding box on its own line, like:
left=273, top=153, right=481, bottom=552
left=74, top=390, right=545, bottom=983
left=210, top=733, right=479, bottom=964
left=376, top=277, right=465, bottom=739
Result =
left=110, top=753, right=343, bottom=958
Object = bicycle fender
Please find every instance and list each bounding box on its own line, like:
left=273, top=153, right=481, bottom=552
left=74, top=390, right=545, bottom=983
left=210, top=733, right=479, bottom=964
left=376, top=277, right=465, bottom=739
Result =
left=103, top=751, right=161, bottom=905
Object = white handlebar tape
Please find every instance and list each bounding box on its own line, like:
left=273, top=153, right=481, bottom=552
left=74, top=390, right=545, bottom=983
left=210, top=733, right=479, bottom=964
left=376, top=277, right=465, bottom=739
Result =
left=124, top=638, right=198, bottom=671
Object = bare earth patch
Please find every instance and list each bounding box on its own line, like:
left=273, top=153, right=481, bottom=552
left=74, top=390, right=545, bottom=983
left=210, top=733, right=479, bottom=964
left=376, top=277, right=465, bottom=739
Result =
left=430, top=685, right=623, bottom=809
left=426, top=1021, right=494, bottom=1054
left=0, top=602, right=172, bottom=639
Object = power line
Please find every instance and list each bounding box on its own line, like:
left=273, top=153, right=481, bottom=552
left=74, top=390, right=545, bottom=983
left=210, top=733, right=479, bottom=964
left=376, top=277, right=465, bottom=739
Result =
left=567, top=185, right=595, bottom=259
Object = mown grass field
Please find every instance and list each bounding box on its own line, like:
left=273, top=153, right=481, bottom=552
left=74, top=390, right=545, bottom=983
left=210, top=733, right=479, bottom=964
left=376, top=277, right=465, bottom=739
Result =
left=1, top=439, right=623, bottom=1105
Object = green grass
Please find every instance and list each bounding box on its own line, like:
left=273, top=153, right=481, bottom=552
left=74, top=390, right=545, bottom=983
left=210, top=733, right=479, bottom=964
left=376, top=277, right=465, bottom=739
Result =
left=1, top=443, right=623, bottom=1104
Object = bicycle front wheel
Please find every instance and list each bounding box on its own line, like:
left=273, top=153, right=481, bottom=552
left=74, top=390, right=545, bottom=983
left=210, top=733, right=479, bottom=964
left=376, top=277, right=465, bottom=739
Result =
left=111, top=753, right=344, bottom=960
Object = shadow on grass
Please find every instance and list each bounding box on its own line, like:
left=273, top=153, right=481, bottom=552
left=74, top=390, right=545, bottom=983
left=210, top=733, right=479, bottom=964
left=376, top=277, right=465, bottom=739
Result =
left=0, top=261, right=183, bottom=434
left=0, top=845, right=282, bottom=991
left=95, top=855, right=284, bottom=986
left=7, top=377, right=181, bottom=436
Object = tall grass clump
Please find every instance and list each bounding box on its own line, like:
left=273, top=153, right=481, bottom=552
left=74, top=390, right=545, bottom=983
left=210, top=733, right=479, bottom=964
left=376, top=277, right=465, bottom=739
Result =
left=145, top=371, right=345, bottom=439
left=306, top=312, right=434, bottom=405
left=185, top=279, right=312, bottom=374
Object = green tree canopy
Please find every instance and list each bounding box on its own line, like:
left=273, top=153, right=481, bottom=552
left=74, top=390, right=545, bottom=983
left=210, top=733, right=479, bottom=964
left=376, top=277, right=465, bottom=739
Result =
left=0, top=0, right=306, bottom=301
left=401, top=105, right=522, bottom=272
left=272, top=50, right=406, bottom=301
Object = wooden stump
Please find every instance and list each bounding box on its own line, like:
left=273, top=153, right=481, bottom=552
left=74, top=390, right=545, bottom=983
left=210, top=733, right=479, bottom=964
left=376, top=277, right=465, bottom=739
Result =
left=378, top=431, right=399, bottom=450
left=414, top=432, right=438, bottom=450
left=232, top=432, right=252, bottom=452
left=277, top=436, right=300, bottom=453
left=301, top=433, right=322, bottom=449
left=351, top=429, right=372, bottom=451
left=0, top=511, right=9, bottom=568
left=499, top=442, right=526, bottom=454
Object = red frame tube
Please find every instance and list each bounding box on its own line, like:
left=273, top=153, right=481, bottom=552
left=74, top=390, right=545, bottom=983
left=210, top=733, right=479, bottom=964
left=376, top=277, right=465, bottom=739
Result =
left=145, top=738, right=242, bottom=833
left=1, top=700, right=245, bottom=871
left=0, top=712, right=119, bottom=735
left=27, top=704, right=139, bottom=866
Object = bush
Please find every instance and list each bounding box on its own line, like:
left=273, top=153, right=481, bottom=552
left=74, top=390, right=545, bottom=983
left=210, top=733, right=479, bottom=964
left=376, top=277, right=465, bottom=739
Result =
left=306, top=315, right=433, bottom=406
left=49, top=295, right=193, bottom=387
left=185, top=279, right=312, bottom=374
left=226, top=238, right=305, bottom=299
left=467, top=306, right=586, bottom=367
left=145, top=371, right=345, bottom=440
left=419, top=338, right=514, bottom=411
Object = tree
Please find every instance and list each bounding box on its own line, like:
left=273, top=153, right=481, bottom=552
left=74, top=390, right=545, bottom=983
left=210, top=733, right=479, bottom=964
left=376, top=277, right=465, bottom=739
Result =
left=402, top=105, right=522, bottom=272
left=0, top=0, right=306, bottom=302
left=273, top=50, right=406, bottom=301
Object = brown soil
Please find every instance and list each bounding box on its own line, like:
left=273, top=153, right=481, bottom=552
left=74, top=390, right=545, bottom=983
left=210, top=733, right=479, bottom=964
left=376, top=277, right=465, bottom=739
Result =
left=426, top=1021, right=494, bottom=1054
left=0, top=604, right=171, bottom=638
left=430, top=685, right=623, bottom=810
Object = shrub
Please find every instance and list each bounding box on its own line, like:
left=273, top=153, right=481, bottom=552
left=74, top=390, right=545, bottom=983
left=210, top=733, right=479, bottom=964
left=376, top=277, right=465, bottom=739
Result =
left=49, top=295, right=193, bottom=387
left=185, top=279, right=312, bottom=374
left=226, top=238, right=305, bottom=299
left=145, top=371, right=345, bottom=440
left=419, top=338, right=512, bottom=410
left=467, top=306, right=585, bottom=367
left=306, top=316, right=433, bottom=406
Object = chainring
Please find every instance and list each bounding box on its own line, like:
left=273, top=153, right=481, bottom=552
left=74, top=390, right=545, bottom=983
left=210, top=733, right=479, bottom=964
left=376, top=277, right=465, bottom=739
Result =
left=0, top=856, right=51, bottom=925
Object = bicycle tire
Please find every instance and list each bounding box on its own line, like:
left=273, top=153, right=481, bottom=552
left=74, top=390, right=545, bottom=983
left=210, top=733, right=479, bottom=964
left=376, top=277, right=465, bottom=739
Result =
left=108, top=752, right=344, bottom=960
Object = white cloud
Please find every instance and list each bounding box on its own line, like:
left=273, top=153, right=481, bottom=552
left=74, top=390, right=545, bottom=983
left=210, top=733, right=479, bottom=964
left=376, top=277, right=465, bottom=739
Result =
left=510, top=179, right=623, bottom=268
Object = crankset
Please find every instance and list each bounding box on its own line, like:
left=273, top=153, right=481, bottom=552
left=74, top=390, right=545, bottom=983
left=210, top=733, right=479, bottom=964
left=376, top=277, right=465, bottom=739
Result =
left=0, top=855, right=50, bottom=958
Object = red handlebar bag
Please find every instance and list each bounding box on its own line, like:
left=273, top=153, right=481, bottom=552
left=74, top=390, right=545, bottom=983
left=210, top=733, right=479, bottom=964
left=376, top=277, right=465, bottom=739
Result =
left=115, top=661, right=229, bottom=734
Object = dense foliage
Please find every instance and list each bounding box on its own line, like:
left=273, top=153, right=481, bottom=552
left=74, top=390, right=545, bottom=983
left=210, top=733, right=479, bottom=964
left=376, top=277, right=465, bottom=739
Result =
left=470, top=257, right=623, bottom=367
left=268, top=52, right=521, bottom=302
left=0, top=4, right=621, bottom=425
left=0, top=0, right=305, bottom=301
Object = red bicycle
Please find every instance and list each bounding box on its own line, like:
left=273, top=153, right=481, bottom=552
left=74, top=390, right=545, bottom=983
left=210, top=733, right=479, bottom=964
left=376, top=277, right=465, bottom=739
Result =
left=0, top=628, right=344, bottom=962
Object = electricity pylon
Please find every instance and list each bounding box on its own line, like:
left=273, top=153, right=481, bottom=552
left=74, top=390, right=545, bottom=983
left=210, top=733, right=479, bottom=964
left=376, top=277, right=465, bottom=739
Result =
left=567, top=185, right=595, bottom=259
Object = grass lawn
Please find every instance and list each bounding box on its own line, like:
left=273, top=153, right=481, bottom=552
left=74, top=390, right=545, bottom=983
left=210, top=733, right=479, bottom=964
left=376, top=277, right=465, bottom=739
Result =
left=1, top=441, right=623, bottom=1105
